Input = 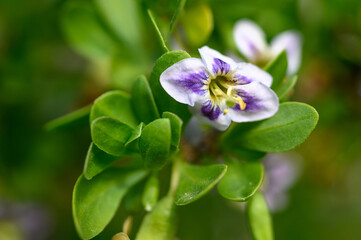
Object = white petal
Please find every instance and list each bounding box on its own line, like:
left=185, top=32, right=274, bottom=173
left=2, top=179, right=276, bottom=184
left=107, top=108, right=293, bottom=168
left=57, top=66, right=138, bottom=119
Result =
left=198, top=46, right=237, bottom=77
left=234, top=62, right=273, bottom=87
left=233, top=19, right=268, bottom=62
left=227, top=81, right=279, bottom=123
left=189, top=100, right=232, bottom=131
left=270, top=31, right=302, bottom=75
left=160, top=58, right=209, bottom=106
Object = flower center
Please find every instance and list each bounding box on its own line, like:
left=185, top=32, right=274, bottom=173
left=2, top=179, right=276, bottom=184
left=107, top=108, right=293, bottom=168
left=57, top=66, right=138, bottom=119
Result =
left=208, top=75, right=246, bottom=114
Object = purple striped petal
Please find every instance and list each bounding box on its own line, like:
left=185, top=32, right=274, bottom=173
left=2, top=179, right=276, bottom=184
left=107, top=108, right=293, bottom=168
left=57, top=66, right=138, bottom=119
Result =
left=234, top=62, right=273, bottom=87
left=160, top=58, right=209, bottom=106
left=199, top=46, right=237, bottom=77
left=189, top=100, right=232, bottom=131
left=270, top=31, right=302, bottom=76
left=233, top=19, right=268, bottom=62
left=227, top=81, right=279, bottom=122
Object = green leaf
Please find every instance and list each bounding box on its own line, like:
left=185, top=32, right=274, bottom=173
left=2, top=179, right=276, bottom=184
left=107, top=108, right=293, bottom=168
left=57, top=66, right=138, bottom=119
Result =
left=90, top=90, right=138, bottom=128
left=149, top=51, right=192, bottom=123
left=169, top=0, right=187, bottom=33
left=131, top=75, right=160, bottom=124
left=147, top=9, right=169, bottom=53
left=175, top=162, right=227, bottom=205
left=224, top=102, right=319, bottom=152
left=139, top=119, right=171, bottom=170
left=162, top=112, right=183, bottom=149
left=274, top=75, right=298, bottom=100
left=91, top=117, right=134, bottom=156
left=135, top=196, right=177, bottom=240
left=125, top=123, right=144, bottom=147
left=182, top=3, right=213, bottom=47
left=44, top=104, right=91, bottom=132
left=142, top=173, right=160, bottom=211
left=217, top=157, right=263, bottom=201
left=60, top=1, right=117, bottom=60
left=73, top=168, right=147, bottom=240
left=94, top=0, right=142, bottom=48
left=83, top=142, right=119, bottom=180
left=265, top=50, right=288, bottom=90
left=247, top=192, right=274, bottom=240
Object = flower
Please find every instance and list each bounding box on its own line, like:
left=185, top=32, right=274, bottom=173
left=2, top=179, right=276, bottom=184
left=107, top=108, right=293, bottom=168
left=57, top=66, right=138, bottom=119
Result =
left=234, top=19, right=302, bottom=75
left=160, top=46, right=279, bottom=131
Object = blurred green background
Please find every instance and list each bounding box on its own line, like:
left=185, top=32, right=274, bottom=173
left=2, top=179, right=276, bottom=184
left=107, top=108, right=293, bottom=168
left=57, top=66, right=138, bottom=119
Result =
left=1, top=0, right=361, bottom=239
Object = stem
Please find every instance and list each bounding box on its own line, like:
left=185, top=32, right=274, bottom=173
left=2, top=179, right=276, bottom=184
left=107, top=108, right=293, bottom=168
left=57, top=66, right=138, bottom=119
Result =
left=168, top=156, right=182, bottom=196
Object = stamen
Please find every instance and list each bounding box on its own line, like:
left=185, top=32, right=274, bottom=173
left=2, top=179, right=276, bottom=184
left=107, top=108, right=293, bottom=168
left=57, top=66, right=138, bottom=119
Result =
left=234, top=96, right=247, bottom=110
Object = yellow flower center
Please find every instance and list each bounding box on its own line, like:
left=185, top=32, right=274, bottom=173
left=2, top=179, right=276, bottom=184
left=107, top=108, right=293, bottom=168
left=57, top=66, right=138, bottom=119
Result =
left=208, top=75, right=246, bottom=114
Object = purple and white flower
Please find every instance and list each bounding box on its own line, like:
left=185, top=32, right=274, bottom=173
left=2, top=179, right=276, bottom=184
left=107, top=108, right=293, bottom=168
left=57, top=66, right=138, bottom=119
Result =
left=234, top=19, right=302, bottom=75
left=160, top=46, right=279, bottom=130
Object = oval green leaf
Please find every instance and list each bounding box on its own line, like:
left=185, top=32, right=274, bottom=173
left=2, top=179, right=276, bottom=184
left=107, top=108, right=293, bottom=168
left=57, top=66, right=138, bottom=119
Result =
left=149, top=51, right=191, bottom=122
left=90, top=90, right=138, bottom=127
left=264, top=50, right=288, bottom=90
left=139, top=119, right=171, bottom=170
left=73, top=168, right=147, bottom=240
left=182, top=3, right=213, bottom=47
left=175, top=162, right=227, bottom=205
left=60, top=1, right=117, bottom=60
left=162, top=112, right=183, bottom=150
left=83, top=142, right=119, bottom=180
left=275, top=75, right=298, bottom=100
left=142, top=173, right=160, bottom=211
left=135, top=196, right=177, bottom=240
left=217, top=158, right=263, bottom=201
left=131, top=75, right=159, bottom=124
left=91, top=117, right=134, bottom=156
left=247, top=191, right=274, bottom=240
left=227, top=102, right=319, bottom=152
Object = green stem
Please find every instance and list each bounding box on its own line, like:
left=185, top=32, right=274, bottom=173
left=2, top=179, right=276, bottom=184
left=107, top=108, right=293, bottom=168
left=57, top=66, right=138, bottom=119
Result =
left=168, top=156, right=182, bottom=196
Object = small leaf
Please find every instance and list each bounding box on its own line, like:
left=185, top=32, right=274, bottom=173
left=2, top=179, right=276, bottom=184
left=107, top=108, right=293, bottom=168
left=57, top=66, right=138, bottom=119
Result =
left=149, top=51, right=192, bottom=123
left=131, top=75, right=160, bottom=124
left=224, top=102, right=319, bottom=152
left=265, top=50, right=288, bottom=90
left=162, top=112, right=183, bottom=149
left=142, top=173, right=160, bottom=211
left=182, top=3, right=213, bottom=47
left=83, top=142, right=119, bottom=180
left=217, top=157, right=263, bottom=201
left=274, top=75, right=298, bottom=100
left=147, top=9, right=169, bottom=53
left=73, top=168, right=147, bottom=240
left=125, top=123, right=144, bottom=147
left=91, top=117, right=134, bottom=156
left=94, top=0, right=142, bottom=48
left=60, top=1, right=117, bottom=60
left=135, top=196, right=177, bottom=240
left=45, top=104, right=91, bottom=132
left=247, top=192, right=274, bottom=240
left=90, top=90, right=138, bottom=127
left=175, top=162, right=227, bottom=205
left=139, top=119, right=171, bottom=170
